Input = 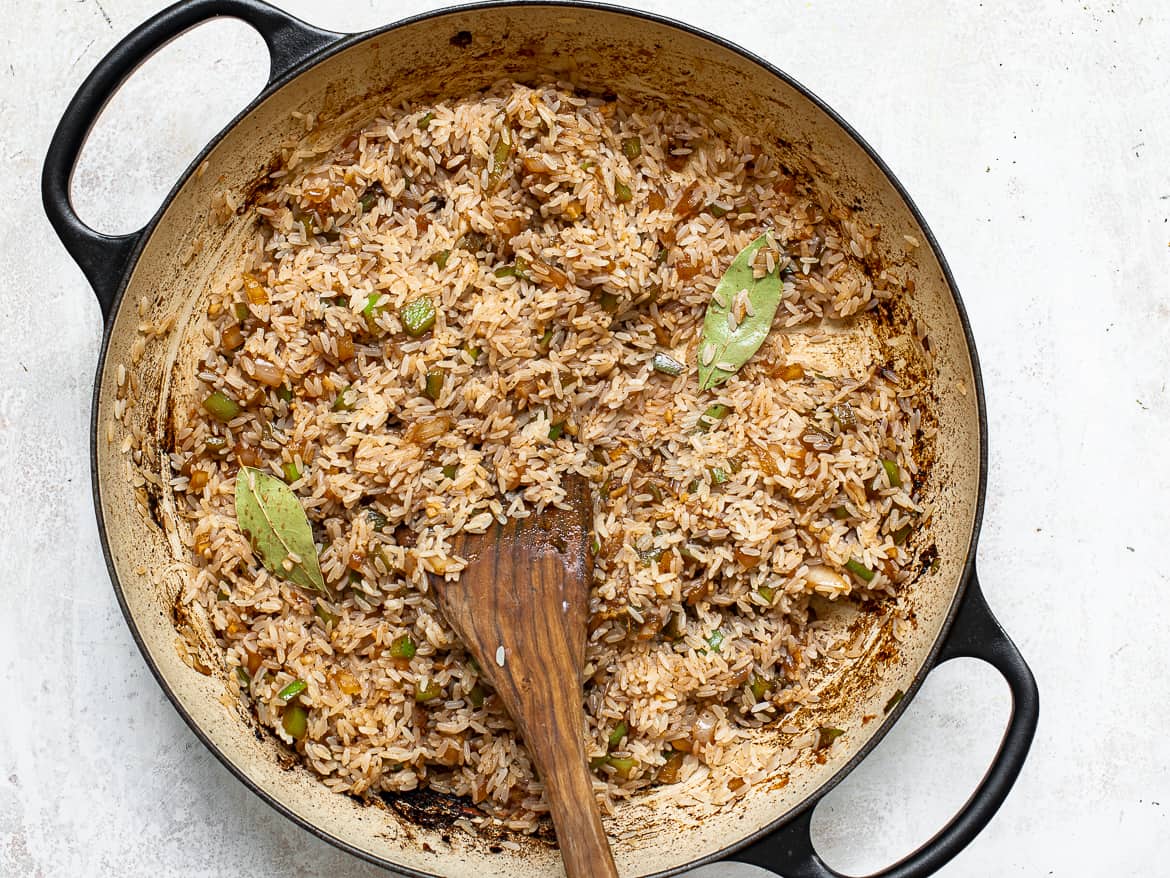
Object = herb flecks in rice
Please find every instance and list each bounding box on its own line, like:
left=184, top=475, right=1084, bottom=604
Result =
left=166, top=81, right=929, bottom=831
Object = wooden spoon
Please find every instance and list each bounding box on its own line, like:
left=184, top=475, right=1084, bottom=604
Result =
left=430, top=475, right=618, bottom=878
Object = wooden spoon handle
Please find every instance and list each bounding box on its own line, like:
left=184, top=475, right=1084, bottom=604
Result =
left=435, top=475, right=615, bottom=876
left=538, top=743, right=619, bottom=878
left=515, top=663, right=617, bottom=878
left=488, top=612, right=619, bottom=878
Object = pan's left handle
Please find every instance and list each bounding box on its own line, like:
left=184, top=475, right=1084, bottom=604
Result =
left=42, top=0, right=342, bottom=321
left=721, top=573, right=1038, bottom=877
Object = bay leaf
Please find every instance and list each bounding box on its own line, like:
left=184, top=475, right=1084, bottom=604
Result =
left=235, top=466, right=327, bottom=595
left=696, top=232, right=784, bottom=391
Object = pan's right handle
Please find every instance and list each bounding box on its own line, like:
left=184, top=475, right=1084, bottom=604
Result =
left=725, top=573, right=1039, bottom=877
left=42, top=0, right=341, bottom=320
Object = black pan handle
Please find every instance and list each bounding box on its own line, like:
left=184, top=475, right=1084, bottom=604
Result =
left=42, top=0, right=340, bottom=321
left=725, top=572, right=1038, bottom=877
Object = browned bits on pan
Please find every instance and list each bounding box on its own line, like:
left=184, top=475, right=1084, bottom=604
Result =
left=335, top=335, right=355, bottom=362
left=647, top=190, right=666, bottom=211
left=675, top=260, right=702, bottom=280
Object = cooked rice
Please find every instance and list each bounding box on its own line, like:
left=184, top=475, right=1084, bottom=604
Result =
left=166, top=81, right=928, bottom=830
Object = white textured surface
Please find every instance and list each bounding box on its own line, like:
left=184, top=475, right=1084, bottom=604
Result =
left=2, top=0, right=1168, bottom=875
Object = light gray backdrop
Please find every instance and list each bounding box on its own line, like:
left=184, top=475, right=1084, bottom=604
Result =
left=2, top=1, right=1166, bottom=875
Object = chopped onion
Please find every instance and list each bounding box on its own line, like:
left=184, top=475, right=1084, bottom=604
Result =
left=251, top=358, right=283, bottom=387
left=806, top=565, right=849, bottom=595
left=694, top=709, right=718, bottom=743
left=407, top=415, right=451, bottom=444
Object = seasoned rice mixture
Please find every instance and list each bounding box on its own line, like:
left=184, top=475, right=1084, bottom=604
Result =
left=170, top=81, right=929, bottom=829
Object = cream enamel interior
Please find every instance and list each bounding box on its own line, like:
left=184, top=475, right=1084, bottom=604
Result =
left=92, top=6, right=982, bottom=876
